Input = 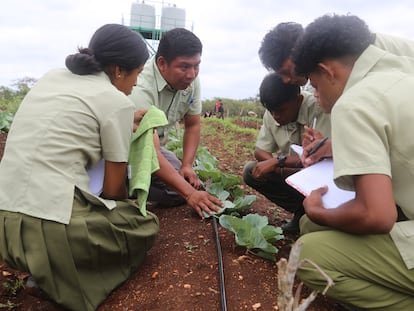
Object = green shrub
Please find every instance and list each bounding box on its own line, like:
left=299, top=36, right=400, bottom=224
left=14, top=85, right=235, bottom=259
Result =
left=0, top=110, right=14, bottom=133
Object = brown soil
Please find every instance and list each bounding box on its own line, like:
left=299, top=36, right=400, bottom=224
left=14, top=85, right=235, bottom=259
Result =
left=0, top=123, right=340, bottom=311
left=0, top=132, right=7, bottom=161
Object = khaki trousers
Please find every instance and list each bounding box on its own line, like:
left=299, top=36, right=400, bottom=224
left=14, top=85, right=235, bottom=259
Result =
left=297, top=216, right=414, bottom=310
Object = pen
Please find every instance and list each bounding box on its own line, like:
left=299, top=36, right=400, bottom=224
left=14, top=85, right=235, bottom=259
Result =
left=312, top=117, right=317, bottom=129
left=309, top=117, right=317, bottom=142
left=307, top=136, right=328, bottom=157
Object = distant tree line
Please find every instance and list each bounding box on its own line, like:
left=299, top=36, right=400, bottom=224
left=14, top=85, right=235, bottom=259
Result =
left=0, top=77, right=266, bottom=120
left=0, top=77, right=37, bottom=114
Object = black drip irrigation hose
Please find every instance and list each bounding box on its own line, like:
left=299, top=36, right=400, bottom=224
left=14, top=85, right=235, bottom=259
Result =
left=212, top=216, right=227, bottom=311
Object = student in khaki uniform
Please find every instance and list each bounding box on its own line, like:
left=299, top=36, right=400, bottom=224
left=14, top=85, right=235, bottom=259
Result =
left=0, top=24, right=222, bottom=310
left=0, top=24, right=158, bottom=311
left=242, top=73, right=330, bottom=233
left=292, top=14, right=414, bottom=310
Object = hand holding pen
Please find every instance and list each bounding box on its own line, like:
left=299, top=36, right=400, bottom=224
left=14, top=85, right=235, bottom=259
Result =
left=301, top=136, right=332, bottom=167
left=302, top=125, right=323, bottom=147
left=307, top=137, right=329, bottom=156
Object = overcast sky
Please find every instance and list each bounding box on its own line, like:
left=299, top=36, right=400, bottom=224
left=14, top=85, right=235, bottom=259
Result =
left=2, top=0, right=414, bottom=100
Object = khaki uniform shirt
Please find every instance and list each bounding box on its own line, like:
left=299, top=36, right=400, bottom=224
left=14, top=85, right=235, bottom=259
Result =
left=375, top=32, right=414, bottom=57
left=129, top=56, right=202, bottom=144
left=0, top=69, right=134, bottom=224
left=256, top=91, right=331, bottom=155
left=332, top=45, right=414, bottom=269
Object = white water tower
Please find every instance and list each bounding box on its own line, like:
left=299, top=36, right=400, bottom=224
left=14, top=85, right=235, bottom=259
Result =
left=130, top=1, right=156, bottom=29
left=160, top=5, right=186, bottom=31
left=127, top=1, right=191, bottom=55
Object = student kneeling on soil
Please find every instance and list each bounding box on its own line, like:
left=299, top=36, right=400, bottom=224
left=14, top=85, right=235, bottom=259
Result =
left=292, top=13, right=414, bottom=310
left=242, top=73, right=330, bottom=233
left=0, top=24, right=221, bottom=311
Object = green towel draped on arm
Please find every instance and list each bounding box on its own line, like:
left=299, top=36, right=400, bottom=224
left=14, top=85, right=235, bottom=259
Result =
left=128, top=106, right=168, bottom=216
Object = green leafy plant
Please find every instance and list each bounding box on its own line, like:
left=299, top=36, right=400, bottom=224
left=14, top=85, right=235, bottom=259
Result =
left=166, top=124, right=285, bottom=262
left=167, top=126, right=258, bottom=217
left=219, top=214, right=284, bottom=261
left=2, top=278, right=24, bottom=296
left=0, top=300, right=20, bottom=310
left=0, top=110, right=14, bottom=133
left=201, top=184, right=257, bottom=218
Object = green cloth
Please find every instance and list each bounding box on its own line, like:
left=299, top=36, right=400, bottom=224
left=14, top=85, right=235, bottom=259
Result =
left=128, top=106, right=168, bottom=216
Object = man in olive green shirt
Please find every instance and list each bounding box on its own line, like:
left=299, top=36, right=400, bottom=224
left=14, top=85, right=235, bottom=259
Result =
left=243, top=73, right=330, bottom=233
left=129, top=28, right=203, bottom=207
left=292, top=14, right=414, bottom=310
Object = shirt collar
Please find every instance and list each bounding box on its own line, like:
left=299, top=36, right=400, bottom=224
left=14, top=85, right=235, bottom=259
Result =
left=151, top=57, right=174, bottom=93
left=345, top=45, right=385, bottom=93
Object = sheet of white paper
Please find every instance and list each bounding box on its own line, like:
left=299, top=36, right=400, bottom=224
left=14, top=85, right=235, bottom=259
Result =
left=290, top=144, right=303, bottom=156
left=88, top=159, right=105, bottom=196
left=285, top=159, right=355, bottom=209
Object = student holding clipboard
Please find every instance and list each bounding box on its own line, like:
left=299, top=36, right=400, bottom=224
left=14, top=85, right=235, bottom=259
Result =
left=292, top=14, right=414, bottom=310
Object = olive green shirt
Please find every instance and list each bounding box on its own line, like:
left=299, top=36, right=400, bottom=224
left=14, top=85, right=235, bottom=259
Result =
left=0, top=69, right=134, bottom=224
left=129, top=56, right=202, bottom=144
left=256, top=91, right=331, bottom=155
left=332, top=45, right=414, bottom=269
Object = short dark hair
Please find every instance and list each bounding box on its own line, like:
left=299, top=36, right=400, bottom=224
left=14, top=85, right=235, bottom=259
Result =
left=259, top=72, right=300, bottom=111
left=66, top=24, right=149, bottom=75
left=156, top=28, right=202, bottom=63
left=258, top=22, right=304, bottom=71
left=292, top=14, right=374, bottom=76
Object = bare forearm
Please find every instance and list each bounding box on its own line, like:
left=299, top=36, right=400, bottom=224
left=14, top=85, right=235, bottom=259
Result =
left=182, top=126, right=200, bottom=167
left=254, top=148, right=273, bottom=161
left=102, top=161, right=128, bottom=200
left=182, top=114, right=201, bottom=168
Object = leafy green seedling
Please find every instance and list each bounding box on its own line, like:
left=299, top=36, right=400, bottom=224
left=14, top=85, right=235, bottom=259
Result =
left=0, top=300, right=20, bottom=310
left=219, top=214, right=284, bottom=261
left=0, top=110, right=14, bottom=133
left=2, top=278, right=24, bottom=296
left=201, top=181, right=257, bottom=218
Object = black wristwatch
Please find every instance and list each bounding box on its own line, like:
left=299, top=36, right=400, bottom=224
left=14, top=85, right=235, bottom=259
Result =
left=277, top=154, right=287, bottom=168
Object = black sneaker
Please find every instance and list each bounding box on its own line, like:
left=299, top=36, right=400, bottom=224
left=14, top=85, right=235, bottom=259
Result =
left=281, top=218, right=300, bottom=233
left=281, top=212, right=302, bottom=233
left=24, top=276, right=48, bottom=299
